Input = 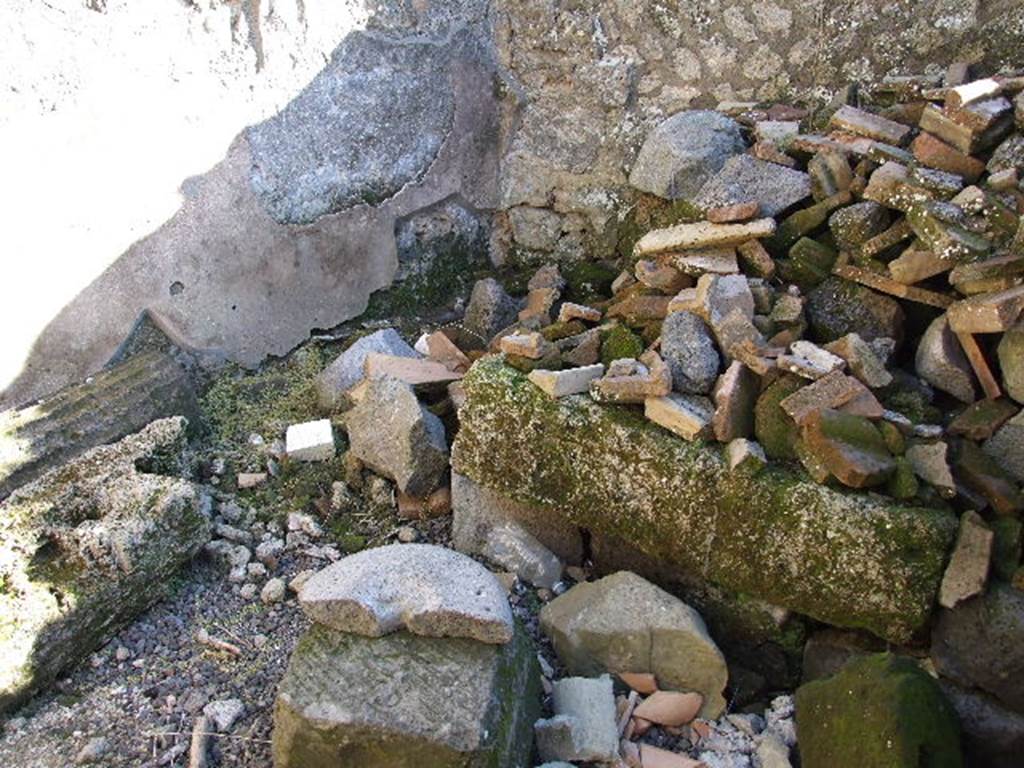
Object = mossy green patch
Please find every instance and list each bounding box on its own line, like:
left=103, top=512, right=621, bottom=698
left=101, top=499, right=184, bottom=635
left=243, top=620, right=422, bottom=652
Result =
left=795, top=653, right=962, bottom=768
left=600, top=325, right=644, bottom=366
left=561, top=261, right=619, bottom=303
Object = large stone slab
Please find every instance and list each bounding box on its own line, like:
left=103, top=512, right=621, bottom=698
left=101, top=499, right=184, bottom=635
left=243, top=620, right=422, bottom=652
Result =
left=299, top=544, right=514, bottom=644
left=0, top=351, right=199, bottom=501
left=273, top=623, right=540, bottom=768
left=0, top=417, right=211, bottom=713
left=540, top=571, right=728, bottom=718
left=451, top=357, right=958, bottom=644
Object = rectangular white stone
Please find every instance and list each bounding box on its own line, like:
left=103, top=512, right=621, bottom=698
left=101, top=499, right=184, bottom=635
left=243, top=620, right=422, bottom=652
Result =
left=528, top=365, right=605, bottom=398
left=286, top=419, right=336, bottom=462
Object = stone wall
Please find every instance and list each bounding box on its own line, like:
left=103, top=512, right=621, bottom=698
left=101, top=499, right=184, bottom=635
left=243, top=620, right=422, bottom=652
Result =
left=493, top=0, right=1024, bottom=263
left=3, top=0, right=1022, bottom=406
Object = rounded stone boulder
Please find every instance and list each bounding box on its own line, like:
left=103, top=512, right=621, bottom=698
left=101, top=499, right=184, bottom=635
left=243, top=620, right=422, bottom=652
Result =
left=628, top=110, right=746, bottom=200
left=299, top=543, right=515, bottom=644
left=539, top=571, right=728, bottom=718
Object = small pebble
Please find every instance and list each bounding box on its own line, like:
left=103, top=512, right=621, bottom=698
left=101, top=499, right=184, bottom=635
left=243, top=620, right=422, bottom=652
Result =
left=397, top=526, right=419, bottom=543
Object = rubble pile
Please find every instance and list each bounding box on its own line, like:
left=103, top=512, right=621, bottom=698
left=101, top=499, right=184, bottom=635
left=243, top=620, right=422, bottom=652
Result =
left=442, top=72, right=1024, bottom=521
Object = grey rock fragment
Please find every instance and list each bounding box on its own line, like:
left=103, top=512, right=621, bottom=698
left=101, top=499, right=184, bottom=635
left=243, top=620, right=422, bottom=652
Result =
left=695, top=155, right=810, bottom=217
left=481, top=521, right=564, bottom=591
left=299, top=543, right=514, bottom=644
left=629, top=110, right=746, bottom=200
left=661, top=311, right=721, bottom=394
left=938, top=511, right=992, bottom=609
left=463, top=278, right=520, bottom=344
left=315, top=329, right=418, bottom=412
left=534, top=676, right=619, bottom=764
left=346, top=375, right=449, bottom=496
left=984, top=409, right=1024, bottom=481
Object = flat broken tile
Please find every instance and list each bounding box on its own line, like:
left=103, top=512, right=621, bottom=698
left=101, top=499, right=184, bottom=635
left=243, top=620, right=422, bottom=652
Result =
left=779, top=370, right=873, bottom=426
left=425, top=331, right=471, bottom=372
left=711, top=361, right=758, bottom=441
left=778, top=340, right=846, bottom=380
left=558, top=302, right=602, bottom=324
left=910, top=131, right=985, bottom=182
left=606, top=295, right=672, bottom=324
left=499, top=332, right=551, bottom=360
left=906, top=441, right=957, bottom=498
left=364, top=353, right=465, bottom=386
left=591, top=352, right=672, bottom=404
left=634, top=219, right=777, bottom=258
left=519, top=287, right=560, bottom=324
left=956, top=332, right=1002, bottom=399
left=860, top=218, right=914, bottom=260
left=667, top=288, right=700, bottom=315
left=705, top=201, right=760, bottom=223
left=887, top=249, right=952, bottom=285
left=528, top=364, right=605, bottom=398
left=644, top=393, right=714, bottom=441
left=829, top=104, right=912, bottom=146
left=833, top=263, right=954, bottom=309
left=824, top=333, right=893, bottom=388
left=948, top=398, right=1020, bottom=441
left=736, top=239, right=775, bottom=279
left=671, top=247, right=739, bottom=276
left=635, top=260, right=690, bottom=293
left=946, top=78, right=1003, bottom=110
left=947, top=285, right=1024, bottom=333
left=632, top=691, right=703, bottom=727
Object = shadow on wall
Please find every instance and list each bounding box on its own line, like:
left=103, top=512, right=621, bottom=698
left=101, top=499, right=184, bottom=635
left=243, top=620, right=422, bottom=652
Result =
left=0, top=1, right=499, bottom=410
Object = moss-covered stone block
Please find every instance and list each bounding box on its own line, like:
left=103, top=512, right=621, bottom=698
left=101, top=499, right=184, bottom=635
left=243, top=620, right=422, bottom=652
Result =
left=273, top=623, right=540, bottom=768
left=795, top=653, right=962, bottom=768
left=0, top=417, right=211, bottom=713
left=451, top=358, right=957, bottom=644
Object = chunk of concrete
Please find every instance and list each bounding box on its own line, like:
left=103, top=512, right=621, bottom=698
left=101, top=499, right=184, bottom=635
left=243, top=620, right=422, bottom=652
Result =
left=285, top=419, right=336, bottom=462
left=299, top=544, right=514, bottom=644
left=346, top=375, right=449, bottom=496
left=629, top=110, right=746, bottom=200
left=540, top=572, right=728, bottom=718
left=0, top=417, right=211, bottom=713
left=315, top=328, right=418, bottom=412
left=273, top=623, right=539, bottom=767
left=534, top=676, right=619, bottom=764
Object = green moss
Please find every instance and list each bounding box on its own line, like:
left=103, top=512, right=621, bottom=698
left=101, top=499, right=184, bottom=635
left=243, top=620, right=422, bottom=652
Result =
left=754, top=375, right=804, bottom=460
left=776, top=237, right=837, bottom=291
left=201, top=345, right=325, bottom=447
left=616, top=194, right=703, bottom=263
left=600, top=325, right=644, bottom=366
left=795, top=653, right=963, bottom=768
left=990, top=517, right=1022, bottom=582
left=452, top=358, right=957, bottom=644
left=879, top=421, right=907, bottom=455
left=540, top=320, right=586, bottom=341
left=882, top=388, right=942, bottom=426
left=561, top=261, right=618, bottom=303
left=887, top=457, right=919, bottom=500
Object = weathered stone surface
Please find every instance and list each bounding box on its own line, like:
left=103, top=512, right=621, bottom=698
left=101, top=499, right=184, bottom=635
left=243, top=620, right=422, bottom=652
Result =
left=528, top=365, right=604, bottom=398
left=726, top=438, right=767, bottom=475
left=695, top=155, right=810, bottom=218
left=645, top=393, right=714, bottom=441
left=273, top=623, right=539, bottom=768
left=795, top=654, right=962, bottom=768
left=983, top=409, right=1024, bottom=482
left=635, top=219, right=777, bottom=257
left=915, top=315, right=976, bottom=403
left=823, top=333, right=892, bottom=388
left=712, top=362, right=758, bottom=441
left=939, top=679, right=1024, bottom=768
left=316, top=329, right=418, bottom=412
left=0, top=417, right=211, bottom=712
left=346, top=375, right=448, bottom=496
left=451, top=471, right=584, bottom=566
left=830, top=105, right=912, bottom=145
left=535, top=676, right=619, bottom=764
left=464, top=278, right=519, bottom=344
left=806, top=276, right=905, bottom=346
left=661, top=311, right=720, bottom=394
left=0, top=351, right=199, bottom=501
left=629, top=111, right=745, bottom=200
left=932, top=584, right=1024, bottom=714
left=540, top=572, right=728, bottom=718
left=938, top=511, right=992, bottom=609
left=300, top=544, right=513, bottom=644
left=947, top=398, right=1019, bottom=441
left=451, top=358, right=958, bottom=644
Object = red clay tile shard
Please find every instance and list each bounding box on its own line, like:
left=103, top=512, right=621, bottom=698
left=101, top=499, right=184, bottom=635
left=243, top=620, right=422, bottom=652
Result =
left=829, top=105, right=912, bottom=146
left=632, top=691, right=704, bottom=727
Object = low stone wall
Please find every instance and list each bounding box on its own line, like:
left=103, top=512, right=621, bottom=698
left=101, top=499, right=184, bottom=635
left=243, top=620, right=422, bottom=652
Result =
left=451, top=357, right=958, bottom=645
